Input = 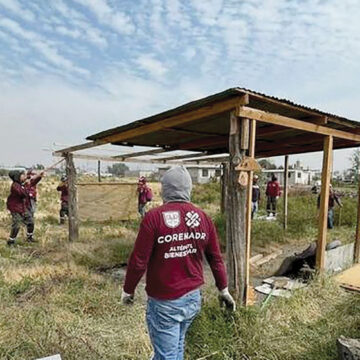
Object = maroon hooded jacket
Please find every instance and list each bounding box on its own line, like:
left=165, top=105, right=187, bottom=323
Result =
left=266, top=180, right=281, bottom=197
left=7, top=182, right=30, bottom=215
left=56, top=184, right=69, bottom=204
left=123, top=201, right=227, bottom=300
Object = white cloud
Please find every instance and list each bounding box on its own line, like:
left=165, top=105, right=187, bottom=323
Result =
left=135, top=54, right=168, bottom=78
left=183, top=47, right=196, bottom=61
left=0, top=0, right=35, bottom=22
left=51, top=0, right=108, bottom=48
left=73, top=0, right=135, bottom=35
left=0, top=18, right=88, bottom=75
left=190, top=0, right=223, bottom=26
left=56, top=26, right=82, bottom=39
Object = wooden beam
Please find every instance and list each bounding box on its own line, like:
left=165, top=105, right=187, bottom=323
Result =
left=355, top=170, right=360, bottom=263
left=226, top=111, right=247, bottom=304
left=101, top=96, right=248, bottom=144
left=54, top=152, right=224, bottom=166
left=316, top=135, right=333, bottom=270
left=283, top=155, right=289, bottom=230
left=184, top=154, right=228, bottom=162
left=245, top=119, right=256, bottom=306
left=238, top=107, right=360, bottom=142
left=156, top=152, right=208, bottom=162
left=65, top=153, right=79, bottom=242
left=54, top=140, right=106, bottom=155
left=112, top=148, right=167, bottom=159
left=241, top=119, right=249, bottom=150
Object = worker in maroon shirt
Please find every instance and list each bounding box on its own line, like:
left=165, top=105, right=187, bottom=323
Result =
left=7, top=170, right=36, bottom=245
left=56, top=175, right=69, bottom=224
left=25, top=169, right=45, bottom=216
left=121, top=166, right=235, bottom=360
left=266, top=174, right=281, bottom=217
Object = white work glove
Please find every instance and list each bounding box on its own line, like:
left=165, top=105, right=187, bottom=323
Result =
left=276, top=196, right=279, bottom=200
left=218, top=287, right=236, bottom=311
left=121, top=289, right=134, bottom=305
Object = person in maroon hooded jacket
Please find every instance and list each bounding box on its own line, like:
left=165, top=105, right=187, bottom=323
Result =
left=6, top=170, right=36, bottom=246
left=56, top=175, right=69, bottom=224
left=266, top=174, right=281, bottom=217
left=137, top=176, right=153, bottom=218
left=121, top=166, right=235, bottom=360
left=25, top=169, right=45, bottom=216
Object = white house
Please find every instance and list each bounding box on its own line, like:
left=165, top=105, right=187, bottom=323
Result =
left=262, top=161, right=319, bottom=186
left=158, top=165, right=221, bottom=184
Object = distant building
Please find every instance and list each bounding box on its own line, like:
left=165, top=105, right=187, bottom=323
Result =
left=263, top=161, right=319, bottom=186
left=124, top=170, right=155, bottom=179
left=158, top=165, right=221, bottom=184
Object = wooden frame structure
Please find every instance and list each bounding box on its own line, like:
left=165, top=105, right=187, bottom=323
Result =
left=55, top=87, right=360, bottom=303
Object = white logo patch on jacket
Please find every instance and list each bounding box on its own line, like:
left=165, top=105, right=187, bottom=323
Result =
left=162, top=211, right=181, bottom=228
left=185, top=211, right=201, bottom=228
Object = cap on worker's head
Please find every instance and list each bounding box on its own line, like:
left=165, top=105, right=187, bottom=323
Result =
left=61, top=175, right=67, bottom=182
left=253, top=174, right=259, bottom=180
left=160, top=166, right=192, bottom=203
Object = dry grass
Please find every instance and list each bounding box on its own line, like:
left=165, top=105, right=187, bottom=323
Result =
left=0, top=178, right=360, bottom=359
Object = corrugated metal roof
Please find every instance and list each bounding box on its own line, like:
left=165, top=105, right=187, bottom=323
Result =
left=87, top=87, right=360, bottom=141
left=85, top=87, right=360, bottom=158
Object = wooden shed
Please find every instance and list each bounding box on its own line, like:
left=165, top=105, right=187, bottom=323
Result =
left=55, top=87, right=360, bottom=304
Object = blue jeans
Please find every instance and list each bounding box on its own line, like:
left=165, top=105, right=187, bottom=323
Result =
left=146, top=289, right=201, bottom=360
left=251, top=201, right=258, bottom=219
left=139, top=203, right=146, bottom=217
left=328, top=208, right=334, bottom=229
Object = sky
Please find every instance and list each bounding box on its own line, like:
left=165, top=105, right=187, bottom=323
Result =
left=0, top=0, right=360, bottom=171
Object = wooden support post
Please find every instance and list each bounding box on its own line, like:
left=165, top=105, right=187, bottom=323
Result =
left=65, top=153, right=79, bottom=242
left=98, top=160, right=101, bottom=183
left=283, top=155, right=289, bottom=230
left=316, top=136, right=333, bottom=270
left=220, top=162, right=229, bottom=214
left=226, top=110, right=247, bottom=303
left=355, top=170, right=360, bottom=263
left=245, top=119, right=256, bottom=305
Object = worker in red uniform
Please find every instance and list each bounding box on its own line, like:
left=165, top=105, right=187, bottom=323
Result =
left=266, top=174, right=281, bottom=217
left=137, top=176, right=153, bottom=217
left=25, top=169, right=45, bottom=216
left=56, top=175, right=69, bottom=224
left=121, top=166, right=235, bottom=360
left=6, top=170, right=36, bottom=245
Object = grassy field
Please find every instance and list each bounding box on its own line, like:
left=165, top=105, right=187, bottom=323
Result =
left=0, top=177, right=359, bottom=359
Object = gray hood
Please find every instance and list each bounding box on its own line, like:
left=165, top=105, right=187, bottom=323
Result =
left=161, top=166, right=192, bottom=203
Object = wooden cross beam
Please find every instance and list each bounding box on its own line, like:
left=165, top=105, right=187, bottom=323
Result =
left=53, top=140, right=106, bottom=155
left=237, top=107, right=360, bottom=142
left=112, top=148, right=168, bottom=159
left=53, top=152, right=224, bottom=166
left=156, top=152, right=209, bottom=162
